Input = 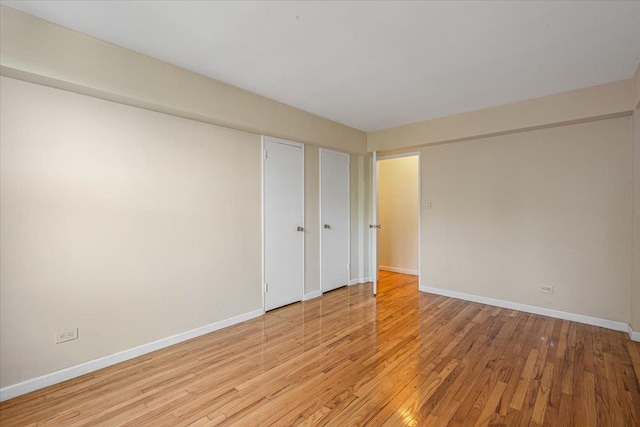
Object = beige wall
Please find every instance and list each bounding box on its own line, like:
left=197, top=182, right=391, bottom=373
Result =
left=349, top=154, right=361, bottom=281
left=0, top=6, right=366, bottom=153
left=304, top=146, right=320, bottom=295
left=369, top=79, right=634, bottom=152
left=420, top=117, right=632, bottom=323
left=378, top=156, right=419, bottom=274
left=0, top=76, right=368, bottom=390
left=0, top=77, right=264, bottom=388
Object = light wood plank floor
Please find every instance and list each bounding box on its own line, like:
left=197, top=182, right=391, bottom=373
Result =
left=1, top=271, right=640, bottom=426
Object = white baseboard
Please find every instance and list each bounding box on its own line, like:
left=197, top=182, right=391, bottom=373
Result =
left=349, top=277, right=372, bottom=286
left=419, top=285, right=630, bottom=334
left=303, top=290, right=322, bottom=301
left=379, top=266, right=419, bottom=276
left=0, top=308, right=264, bottom=402
left=7, top=288, right=633, bottom=403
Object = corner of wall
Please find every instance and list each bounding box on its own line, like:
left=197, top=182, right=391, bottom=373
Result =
left=634, top=63, right=640, bottom=109
left=632, top=102, right=640, bottom=332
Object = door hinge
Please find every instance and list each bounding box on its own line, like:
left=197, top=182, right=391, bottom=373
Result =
left=347, top=263, right=350, bottom=270
left=264, top=150, right=268, bottom=159
left=265, top=283, right=269, bottom=292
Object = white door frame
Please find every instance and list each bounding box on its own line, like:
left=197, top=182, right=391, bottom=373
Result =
left=371, top=151, right=378, bottom=294
left=319, top=148, right=350, bottom=293
left=372, top=151, right=422, bottom=294
left=261, top=135, right=305, bottom=312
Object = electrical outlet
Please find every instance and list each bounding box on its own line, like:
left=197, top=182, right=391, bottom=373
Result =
left=56, top=328, right=78, bottom=344
left=540, top=286, right=554, bottom=294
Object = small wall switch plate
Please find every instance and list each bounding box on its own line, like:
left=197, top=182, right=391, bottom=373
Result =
left=540, top=286, right=554, bottom=294
left=56, top=328, right=78, bottom=344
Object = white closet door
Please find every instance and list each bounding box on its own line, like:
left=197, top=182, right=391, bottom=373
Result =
left=263, top=137, right=304, bottom=311
left=320, top=149, right=350, bottom=293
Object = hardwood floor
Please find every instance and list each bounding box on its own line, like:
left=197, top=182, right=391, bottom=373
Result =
left=1, top=271, right=639, bottom=426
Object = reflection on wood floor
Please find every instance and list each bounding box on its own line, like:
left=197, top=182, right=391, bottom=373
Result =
left=1, top=271, right=639, bottom=426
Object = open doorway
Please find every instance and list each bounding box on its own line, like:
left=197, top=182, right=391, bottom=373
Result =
left=373, top=153, right=420, bottom=294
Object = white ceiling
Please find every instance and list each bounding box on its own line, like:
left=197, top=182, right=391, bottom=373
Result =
left=3, top=1, right=640, bottom=132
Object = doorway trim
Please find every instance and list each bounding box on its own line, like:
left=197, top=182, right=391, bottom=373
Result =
left=261, top=135, right=305, bottom=313
left=373, top=151, right=422, bottom=292
left=319, top=148, right=350, bottom=293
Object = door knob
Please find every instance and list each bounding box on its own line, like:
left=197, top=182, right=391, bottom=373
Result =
left=324, top=224, right=331, bottom=229
left=297, top=226, right=304, bottom=232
